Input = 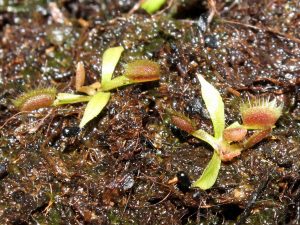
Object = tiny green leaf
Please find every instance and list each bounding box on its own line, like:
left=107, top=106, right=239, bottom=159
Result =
left=79, top=92, right=111, bottom=128
left=101, top=46, right=124, bottom=86
left=192, top=151, right=221, bottom=190
left=53, top=93, right=92, bottom=106
left=141, top=0, right=166, bottom=14
left=197, top=75, right=225, bottom=139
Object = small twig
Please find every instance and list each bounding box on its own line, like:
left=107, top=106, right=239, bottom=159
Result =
left=45, top=109, right=57, bottom=136
left=128, top=0, right=144, bottom=14
left=221, top=0, right=240, bottom=14
left=153, top=0, right=174, bottom=16
left=147, top=191, right=172, bottom=207
left=207, top=0, right=218, bottom=24
left=0, top=111, right=30, bottom=129
left=28, top=109, right=55, bottom=133
left=227, top=87, right=241, bottom=97
left=43, top=184, right=54, bottom=215
left=196, top=193, right=204, bottom=224
left=122, top=189, right=133, bottom=214
left=254, top=77, right=283, bottom=86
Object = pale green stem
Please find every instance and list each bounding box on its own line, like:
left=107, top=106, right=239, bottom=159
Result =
left=101, top=75, right=133, bottom=91
left=191, top=129, right=219, bottom=150
left=243, top=128, right=272, bottom=150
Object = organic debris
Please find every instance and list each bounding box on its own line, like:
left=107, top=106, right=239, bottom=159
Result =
left=0, top=0, right=299, bottom=224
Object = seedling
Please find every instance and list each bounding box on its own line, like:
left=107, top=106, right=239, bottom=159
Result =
left=169, top=75, right=283, bottom=190
left=54, top=46, right=160, bottom=128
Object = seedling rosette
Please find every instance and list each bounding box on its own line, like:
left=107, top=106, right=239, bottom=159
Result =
left=53, top=46, right=160, bottom=128
left=169, top=75, right=283, bottom=190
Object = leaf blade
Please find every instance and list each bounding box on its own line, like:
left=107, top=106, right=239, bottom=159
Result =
left=79, top=92, right=110, bottom=128
left=141, top=0, right=166, bottom=14
left=101, top=46, right=124, bottom=86
left=197, top=75, right=225, bottom=139
left=192, top=151, right=221, bottom=190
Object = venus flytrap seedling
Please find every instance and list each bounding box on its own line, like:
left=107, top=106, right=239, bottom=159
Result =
left=54, top=46, right=160, bottom=128
left=170, top=111, right=196, bottom=134
left=76, top=46, right=126, bottom=128
left=54, top=47, right=125, bottom=109
left=169, top=75, right=283, bottom=190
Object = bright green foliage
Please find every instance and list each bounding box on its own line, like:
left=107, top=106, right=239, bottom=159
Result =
left=54, top=46, right=160, bottom=127
left=192, top=151, right=221, bottom=190
left=169, top=75, right=283, bottom=190
left=79, top=92, right=110, bottom=128
left=141, top=0, right=166, bottom=14
left=197, top=75, right=224, bottom=139
left=54, top=46, right=122, bottom=127
left=101, top=46, right=124, bottom=86
left=226, top=121, right=242, bottom=129
left=191, top=75, right=225, bottom=190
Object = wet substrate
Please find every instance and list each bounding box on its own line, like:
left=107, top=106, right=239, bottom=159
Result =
left=0, top=1, right=299, bottom=224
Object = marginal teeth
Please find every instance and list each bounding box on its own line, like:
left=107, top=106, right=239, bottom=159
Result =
left=269, top=99, right=276, bottom=108
left=239, top=95, right=283, bottom=129
left=243, top=97, right=281, bottom=109
left=248, top=96, right=252, bottom=108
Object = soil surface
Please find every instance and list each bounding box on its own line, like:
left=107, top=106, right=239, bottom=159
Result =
left=0, top=1, right=299, bottom=224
